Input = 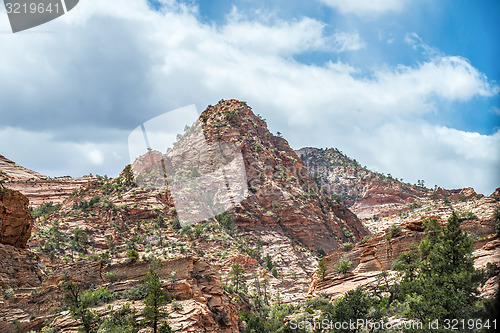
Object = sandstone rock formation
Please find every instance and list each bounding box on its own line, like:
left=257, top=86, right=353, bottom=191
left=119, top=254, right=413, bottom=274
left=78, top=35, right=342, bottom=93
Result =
left=1, top=100, right=497, bottom=332
left=0, top=188, right=33, bottom=247
left=0, top=243, right=44, bottom=288
left=181, top=100, right=368, bottom=252
left=0, top=154, right=46, bottom=179
left=1, top=153, right=94, bottom=207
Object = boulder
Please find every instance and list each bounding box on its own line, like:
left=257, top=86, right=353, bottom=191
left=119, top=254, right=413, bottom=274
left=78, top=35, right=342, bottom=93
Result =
left=0, top=188, right=33, bottom=248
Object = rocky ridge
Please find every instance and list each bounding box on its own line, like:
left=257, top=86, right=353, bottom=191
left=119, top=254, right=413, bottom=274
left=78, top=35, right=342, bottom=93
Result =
left=1, top=153, right=95, bottom=208
left=298, top=147, right=492, bottom=234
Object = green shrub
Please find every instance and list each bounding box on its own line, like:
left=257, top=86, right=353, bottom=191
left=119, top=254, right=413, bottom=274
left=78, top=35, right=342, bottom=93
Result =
left=360, top=235, right=374, bottom=245
left=171, top=300, right=183, bottom=311
left=316, top=258, right=328, bottom=280
left=341, top=242, right=353, bottom=251
left=342, top=227, right=354, bottom=239
left=127, top=249, right=139, bottom=262
left=336, top=258, right=352, bottom=275
left=30, top=202, right=61, bottom=218
left=216, top=212, right=235, bottom=234
left=306, top=296, right=333, bottom=312
left=458, top=211, right=478, bottom=221
left=3, top=287, right=14, bottom=299
left=105, top=271, right=120, bottom=283
left=122, top=284, right=148, bottom=300
left=385, top=224, right=402, bottom=240
left=98, top=303, right=137, bottom=332
left=81, top=286, right=116, bottom=306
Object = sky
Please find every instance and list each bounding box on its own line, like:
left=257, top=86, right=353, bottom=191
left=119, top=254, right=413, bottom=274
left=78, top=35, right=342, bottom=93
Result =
left=0, top=0, right=499, bottom=195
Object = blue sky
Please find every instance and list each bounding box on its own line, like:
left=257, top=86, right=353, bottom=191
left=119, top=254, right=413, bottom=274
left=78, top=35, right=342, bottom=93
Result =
left=0, top=0, right=499, bottom=194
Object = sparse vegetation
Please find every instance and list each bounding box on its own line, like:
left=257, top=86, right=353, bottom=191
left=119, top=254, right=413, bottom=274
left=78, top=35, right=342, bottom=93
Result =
left=0, top=171, right=7, bottom=189
left=31, top=201, right=61, bottom=218
left=4, top=106, right=497, bottom=332
left=341, top=242, right=353, bottom=251
left=458, top=210, right=478, bottom=221
left=127, top=249, right=139, bottom=262
left=359, top=234, right=373, bottom=244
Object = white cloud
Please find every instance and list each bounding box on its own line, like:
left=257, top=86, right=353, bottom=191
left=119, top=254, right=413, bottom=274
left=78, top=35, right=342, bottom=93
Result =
left=0, top=0, right=498, bottom=195
left=374, top=56, right=498, bottom=103
left=221, top=11, right=364, bottom=54
left=332, top=31, right=365, bottom=51
left=221, top=17, right=328, bottom=55
left=86, top=146, right=104, bottom=165
left=320, top=0, right=411, bottom=16
left=404, top=32, right=440, bottom=57
left=356, top=123, right=500, bottom=194
left=0, top=127, right=127, bottom=177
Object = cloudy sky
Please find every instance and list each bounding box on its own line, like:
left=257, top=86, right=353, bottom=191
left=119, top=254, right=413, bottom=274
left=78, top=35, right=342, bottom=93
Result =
left=0, top=0, right=498, bottom=195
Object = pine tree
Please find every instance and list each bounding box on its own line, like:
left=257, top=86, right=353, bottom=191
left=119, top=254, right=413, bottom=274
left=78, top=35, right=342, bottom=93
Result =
left=316, top=258, right=328, bottom=280
left=70, top=227, right=89, bottom=255
left=121, top=164, right=136, bottom=187
left=229, top=263, right=246, bottom=293
left=409, top=212, right=483, bottom=324
left=141, top=260, right=171, bottom=333
left=62, top=279, right=96, bottom=333
left=331, top=287, right=371, bottom=333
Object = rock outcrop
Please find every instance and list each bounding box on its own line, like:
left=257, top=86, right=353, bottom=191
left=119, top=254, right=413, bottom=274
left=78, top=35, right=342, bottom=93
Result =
left=0, top=243, right=44, bottom=289
left=2, top=100, right=497, bottom=332
left=0, top=188, right=33, bottom=248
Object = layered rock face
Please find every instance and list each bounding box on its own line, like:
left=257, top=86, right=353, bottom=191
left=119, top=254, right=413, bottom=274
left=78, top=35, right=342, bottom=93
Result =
left=1, top=153, right=94, bottom=207
left=0, top=243, right=44, bottom=288
left=0, top=154, right=45, bottom=179
left=2, top=99, right=497, bottom=332
left=132, top=100, right=368, bottom=252
left=6, top=176, right=95, bottom=207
